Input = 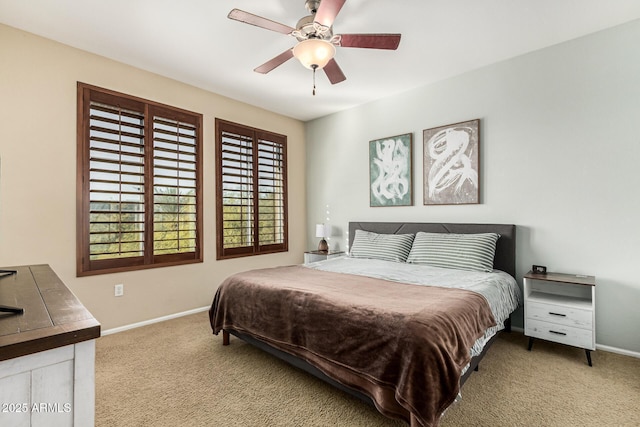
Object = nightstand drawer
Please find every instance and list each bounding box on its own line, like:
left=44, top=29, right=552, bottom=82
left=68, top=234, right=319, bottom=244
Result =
left=526, top=301, right=592, bottom=329
left=525, top=318, right=594, bottom=349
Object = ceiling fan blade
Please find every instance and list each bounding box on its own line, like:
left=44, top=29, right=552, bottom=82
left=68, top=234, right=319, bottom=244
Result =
left=323, top=59, right=346, bottom=84
left=228, top=9, right=295, bottom=35
left=336, top=34, right=401, bottom=50
left=314, top=0, right=346, bottom=28
left=254, top=49, right=295, bottom=74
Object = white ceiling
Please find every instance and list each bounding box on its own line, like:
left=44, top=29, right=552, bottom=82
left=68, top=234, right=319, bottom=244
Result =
left=2, top=0, right=640, bottom=121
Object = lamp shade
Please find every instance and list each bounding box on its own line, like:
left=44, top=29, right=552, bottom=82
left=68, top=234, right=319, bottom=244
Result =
left=293, top=39, right=336, bottom=69
left=315, top=224, right=327, bottom=238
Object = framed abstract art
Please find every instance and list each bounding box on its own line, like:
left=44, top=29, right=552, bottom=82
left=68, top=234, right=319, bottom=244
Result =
left=369, top=133, right=413, bottom=207
left=423, top=119, right=480, bottom=205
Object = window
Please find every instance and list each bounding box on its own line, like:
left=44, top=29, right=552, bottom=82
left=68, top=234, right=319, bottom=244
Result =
left=77, top=83, right=203, bottom=276
left=215, top=119, right=288, bottom=259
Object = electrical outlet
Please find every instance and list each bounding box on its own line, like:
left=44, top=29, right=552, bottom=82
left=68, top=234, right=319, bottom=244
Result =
left=114, top=284, right=124, bottom=297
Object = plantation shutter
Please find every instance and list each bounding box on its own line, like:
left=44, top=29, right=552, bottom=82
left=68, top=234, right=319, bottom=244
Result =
left=218, top=123, right=256, bottom=257
left=78, top=83, right=202, bottom=276
left=151, top=109, right=199, bottom=260
left=86, top=97, right=146, bottom=270
left=216, top=119, right=288, bottom=259
left=256, top=133, right=286, bottom=249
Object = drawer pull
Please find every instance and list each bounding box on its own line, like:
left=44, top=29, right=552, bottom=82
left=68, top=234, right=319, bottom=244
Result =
left=548, top=312, right=566, bottom=317
left=549, top=330, right=567, bottom=336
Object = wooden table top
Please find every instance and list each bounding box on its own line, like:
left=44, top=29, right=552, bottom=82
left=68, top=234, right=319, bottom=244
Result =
left=0, top=264, right=100, bottom=362
left=524, top=270, right=596, bottom=287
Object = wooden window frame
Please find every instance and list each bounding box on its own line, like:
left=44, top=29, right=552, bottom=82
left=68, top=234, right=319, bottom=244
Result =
left=77, top=82, right=203, bottom=276
left=215, top=118, right=288, bottom=260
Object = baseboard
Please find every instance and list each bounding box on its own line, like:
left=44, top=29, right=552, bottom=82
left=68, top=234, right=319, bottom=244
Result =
left=596, top=343, right=640, bottom=359
left=101, top=306, right=210, bottom=336
left=510, top=326, right=640, bottom=359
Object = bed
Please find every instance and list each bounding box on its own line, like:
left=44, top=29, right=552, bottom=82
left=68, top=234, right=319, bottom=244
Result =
left=209, top=222, right=521, bottom=427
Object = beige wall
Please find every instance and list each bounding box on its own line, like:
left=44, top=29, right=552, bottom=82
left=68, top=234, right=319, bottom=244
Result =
left=0, top=24, right=306, bottom=330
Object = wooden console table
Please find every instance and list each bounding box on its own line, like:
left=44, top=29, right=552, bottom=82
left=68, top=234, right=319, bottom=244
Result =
left=0, top=264, right=101, bottom=426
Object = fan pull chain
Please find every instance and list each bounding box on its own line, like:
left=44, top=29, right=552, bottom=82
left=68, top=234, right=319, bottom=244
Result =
left=312, top=64, right=317, bottom=96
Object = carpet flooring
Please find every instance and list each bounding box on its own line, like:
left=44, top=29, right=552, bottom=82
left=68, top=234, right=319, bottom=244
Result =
left=95, top=311, right=640, bottom=426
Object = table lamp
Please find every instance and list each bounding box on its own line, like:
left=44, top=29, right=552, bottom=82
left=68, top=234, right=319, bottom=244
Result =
left=315, top=224, right=329, bottom=252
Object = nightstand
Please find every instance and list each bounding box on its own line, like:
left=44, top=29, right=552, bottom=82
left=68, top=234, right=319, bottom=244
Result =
left=303, top=250, right=345, bottom=264
left=523, top=271, right=596, bottom=366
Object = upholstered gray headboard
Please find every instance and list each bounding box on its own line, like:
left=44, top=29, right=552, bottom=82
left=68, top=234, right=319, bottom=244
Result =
left=348, top=222, right=516, bottom=277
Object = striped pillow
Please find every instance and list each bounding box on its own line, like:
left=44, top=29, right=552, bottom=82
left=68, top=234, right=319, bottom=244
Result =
left=350, top=230, right=415, bottom=263
left=407, top=232, right=499, bottom=272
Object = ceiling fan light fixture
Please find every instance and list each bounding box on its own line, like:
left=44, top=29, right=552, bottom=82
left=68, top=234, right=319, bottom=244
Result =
left=293, top=38, right=336, bottom=69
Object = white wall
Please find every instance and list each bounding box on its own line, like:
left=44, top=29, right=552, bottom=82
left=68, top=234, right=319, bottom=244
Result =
left=0, top=24, right=307, bottom=330
left=306, top=19, right=640, bottom=353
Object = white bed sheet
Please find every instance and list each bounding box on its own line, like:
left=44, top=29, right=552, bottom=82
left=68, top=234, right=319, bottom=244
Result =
left=304, top=256, right=523, bottom=358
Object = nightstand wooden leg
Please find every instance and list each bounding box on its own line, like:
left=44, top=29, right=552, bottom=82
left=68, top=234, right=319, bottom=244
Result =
left=527, top=337, right=534, bottom=351
left=585, top=350, right=592, bottom=367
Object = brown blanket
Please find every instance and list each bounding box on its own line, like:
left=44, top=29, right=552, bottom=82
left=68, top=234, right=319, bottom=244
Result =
left=209, top=265, right=496, bottom=427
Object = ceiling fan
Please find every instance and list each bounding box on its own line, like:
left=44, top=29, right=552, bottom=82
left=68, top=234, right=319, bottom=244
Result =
left=228, top=0, right=401, bottom=94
